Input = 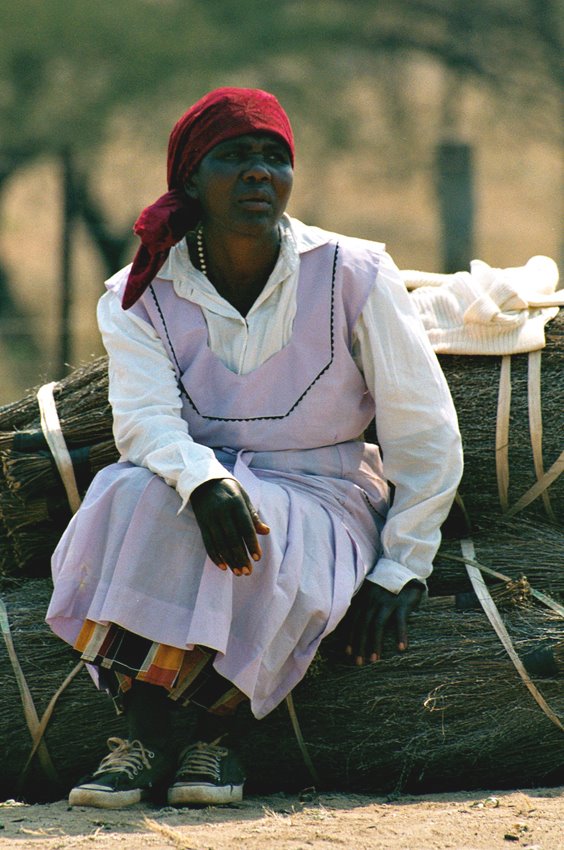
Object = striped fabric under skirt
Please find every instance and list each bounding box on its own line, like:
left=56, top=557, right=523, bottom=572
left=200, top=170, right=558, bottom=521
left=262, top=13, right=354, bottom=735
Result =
left=74, top=619, right=247, bottom=716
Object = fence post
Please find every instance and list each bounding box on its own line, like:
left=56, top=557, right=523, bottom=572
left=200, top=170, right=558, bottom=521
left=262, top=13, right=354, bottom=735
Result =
left=435, top=141, right=475, bottom=273
left=59, top=147, right=78, bottom=377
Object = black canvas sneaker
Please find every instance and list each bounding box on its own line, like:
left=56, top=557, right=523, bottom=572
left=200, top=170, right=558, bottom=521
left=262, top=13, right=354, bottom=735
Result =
left=167, top=740, right=246, bottom=806
left=69, top=737, right=172, bottom=808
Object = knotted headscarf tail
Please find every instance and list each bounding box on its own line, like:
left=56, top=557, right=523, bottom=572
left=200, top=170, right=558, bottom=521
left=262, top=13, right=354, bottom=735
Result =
left=122, top=87, right=295, bottom=309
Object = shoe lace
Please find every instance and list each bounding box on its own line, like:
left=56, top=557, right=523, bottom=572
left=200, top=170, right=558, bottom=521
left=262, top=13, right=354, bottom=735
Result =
left=93, top=737, right=154, bottom=780
left=178, top=741, right=228, bottom=781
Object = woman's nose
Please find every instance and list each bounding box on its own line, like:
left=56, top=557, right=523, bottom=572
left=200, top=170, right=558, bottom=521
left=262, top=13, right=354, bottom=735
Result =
left=242, top=158, right=271, bottom=181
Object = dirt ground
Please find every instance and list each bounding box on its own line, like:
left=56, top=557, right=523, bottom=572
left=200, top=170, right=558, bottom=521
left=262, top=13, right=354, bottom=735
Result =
left=0, top=786, right=562, bottom=850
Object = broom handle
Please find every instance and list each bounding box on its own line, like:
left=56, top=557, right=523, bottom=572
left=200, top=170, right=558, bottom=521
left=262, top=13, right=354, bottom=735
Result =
left=505, top=450, right=564, bottom=519
left=17, top=659, right=85, bottom=790
left=527, top=351, right=556, bottom=521
left=285, top=691, right=321, bottom=787
left=495, top=356, right=512, bottom=512
left=37, top=382, right=82, bottom=514
left=496, top=350, right=563, bottom=519
left=0, top=597, right=59, bottom=782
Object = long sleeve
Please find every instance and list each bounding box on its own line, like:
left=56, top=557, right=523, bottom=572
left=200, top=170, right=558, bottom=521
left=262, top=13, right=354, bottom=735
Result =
left=354, top=255, right=463, bottom=593
left=97, top=290, right=235, bottom=508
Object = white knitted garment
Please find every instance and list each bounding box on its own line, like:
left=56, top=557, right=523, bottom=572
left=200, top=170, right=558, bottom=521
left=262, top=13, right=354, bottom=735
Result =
left=403, top=256, right=561, bottom=355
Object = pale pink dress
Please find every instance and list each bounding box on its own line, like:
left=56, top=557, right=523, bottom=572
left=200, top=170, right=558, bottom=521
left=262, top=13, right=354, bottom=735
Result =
left=47, top=239, right=389, bottom=718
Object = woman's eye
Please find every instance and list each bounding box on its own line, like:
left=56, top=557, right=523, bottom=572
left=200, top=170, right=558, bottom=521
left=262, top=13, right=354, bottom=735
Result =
left=217, top=148, right=288, bottom=164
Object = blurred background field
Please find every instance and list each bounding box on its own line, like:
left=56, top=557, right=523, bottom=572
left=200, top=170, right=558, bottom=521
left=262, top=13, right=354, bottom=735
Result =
left=0, top=0, right=561, bottom=405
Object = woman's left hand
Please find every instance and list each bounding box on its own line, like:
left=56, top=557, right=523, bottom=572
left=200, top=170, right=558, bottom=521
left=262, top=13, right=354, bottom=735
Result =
left=190, top=477, right=270, bottom=576
left=344, top=579, right=425, bottom=664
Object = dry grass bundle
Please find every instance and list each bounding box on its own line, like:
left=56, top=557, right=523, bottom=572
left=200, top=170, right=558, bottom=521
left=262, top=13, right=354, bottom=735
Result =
left=0, top=519, right=16, bottom=575
left=0, top=356, right=111, bottom=436
left=430, top=516, right=564, bottom=601
left=0, top=580, right=125, bottom=801
left=438, top=311, right=562, bottom=525
left=0, top=440, right=118, bottom=579
left=0, top=359, right=115, bottom=579
left=0, top=494, right=68, bottom=532
left=1, top=440, right=118, bottom=501
left=0, top=313, right=560, bottom=579
left=1, top=581, right=562, bottom=802
left=9, top=525, right=63, bottom=576
left=242, top=597, right=563, bottom=795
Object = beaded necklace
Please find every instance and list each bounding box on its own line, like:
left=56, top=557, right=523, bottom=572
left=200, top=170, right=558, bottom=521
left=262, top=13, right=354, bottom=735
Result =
left=195, top=224, right=208, bottom=277
left=195, top=223, right=282, bottom=282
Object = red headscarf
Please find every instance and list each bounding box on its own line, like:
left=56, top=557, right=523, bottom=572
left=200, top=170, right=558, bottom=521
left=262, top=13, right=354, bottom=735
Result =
left=122, top=87, right=295, bottom=309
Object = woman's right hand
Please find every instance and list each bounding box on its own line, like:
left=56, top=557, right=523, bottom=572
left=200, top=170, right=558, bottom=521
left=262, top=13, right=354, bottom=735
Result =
left=190, top=478, right=270, bottom=576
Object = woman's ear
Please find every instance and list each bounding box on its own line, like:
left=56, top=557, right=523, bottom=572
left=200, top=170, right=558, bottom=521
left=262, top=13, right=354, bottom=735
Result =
left=184, top=177, right=199, bottom=200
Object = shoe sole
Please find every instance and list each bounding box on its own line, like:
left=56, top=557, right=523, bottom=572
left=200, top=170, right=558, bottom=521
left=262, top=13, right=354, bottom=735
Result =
left=167, top=782, right=243, bottom=806
left=69, top=784, right=146, bottom=809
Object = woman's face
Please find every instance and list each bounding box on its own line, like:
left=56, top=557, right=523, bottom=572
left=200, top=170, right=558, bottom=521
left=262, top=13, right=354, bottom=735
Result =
left=186, top=132, right=293, bottom=236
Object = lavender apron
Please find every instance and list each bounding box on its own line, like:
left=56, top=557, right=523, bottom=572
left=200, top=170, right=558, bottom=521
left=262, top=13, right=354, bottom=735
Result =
left=47, top=239, right=389, bottom=718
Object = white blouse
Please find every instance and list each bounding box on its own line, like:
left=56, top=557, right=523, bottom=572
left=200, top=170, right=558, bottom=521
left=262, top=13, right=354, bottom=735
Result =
left=98, top=215, right=463, bottom=593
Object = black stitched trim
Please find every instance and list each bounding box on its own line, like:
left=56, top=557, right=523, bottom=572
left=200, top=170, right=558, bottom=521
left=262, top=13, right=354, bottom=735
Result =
left=149, top=243, right=339, bottom=423
left=361, top=488, right=387, bottom=520
left=149, top=285, right=186, bottom=381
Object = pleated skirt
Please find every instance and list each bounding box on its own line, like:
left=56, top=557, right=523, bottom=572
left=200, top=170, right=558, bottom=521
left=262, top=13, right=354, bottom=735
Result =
left=47, top=443, right=387, bottom=718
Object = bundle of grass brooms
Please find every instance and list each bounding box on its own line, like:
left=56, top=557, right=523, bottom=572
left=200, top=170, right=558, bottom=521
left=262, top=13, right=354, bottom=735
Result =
left=437, top=312, right=563, bottom=524
left=0, top=357, right=117, bottom=579
left=1, top=580, right=562, bottom=801
left=0, top=306, right=561, bottom=801
left=0, top=311, right=561, bottom=582
left=429, top=516, right=564, bottom=601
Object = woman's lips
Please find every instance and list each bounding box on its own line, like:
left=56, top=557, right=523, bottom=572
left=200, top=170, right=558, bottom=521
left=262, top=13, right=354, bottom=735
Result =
left=238, top=193, right=272, bottom=210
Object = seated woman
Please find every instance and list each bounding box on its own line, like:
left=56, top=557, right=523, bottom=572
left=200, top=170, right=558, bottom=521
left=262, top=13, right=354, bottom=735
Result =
left=46, top=87, right=463, bottom=809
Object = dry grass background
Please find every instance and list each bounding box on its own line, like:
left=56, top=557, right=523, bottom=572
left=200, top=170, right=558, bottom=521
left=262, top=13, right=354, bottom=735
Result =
left=0, top=100, right=560, bottom=407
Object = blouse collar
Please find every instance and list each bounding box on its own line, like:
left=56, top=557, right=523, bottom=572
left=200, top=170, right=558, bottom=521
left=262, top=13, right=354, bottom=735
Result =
left=156, top=215, right=334, bottom=312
